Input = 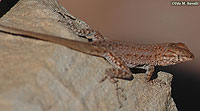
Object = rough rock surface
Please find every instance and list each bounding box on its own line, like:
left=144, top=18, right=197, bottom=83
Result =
left=0, top=0, right=178, bottom=111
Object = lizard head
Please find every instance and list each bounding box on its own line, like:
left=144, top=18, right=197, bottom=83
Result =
left=158, top=43, right=194, bottom=66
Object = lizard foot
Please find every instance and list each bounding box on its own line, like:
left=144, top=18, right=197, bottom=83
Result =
left=99, top=68, right=132, bottom=108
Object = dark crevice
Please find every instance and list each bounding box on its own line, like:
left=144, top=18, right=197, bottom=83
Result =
left=130, top=65, right=200, bottom=111
left=157, top=65, right=200, bottom=111
left=0, top=0, right=20, bottom=17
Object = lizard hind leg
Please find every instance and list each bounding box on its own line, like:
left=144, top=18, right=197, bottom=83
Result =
left=101, top=52, right=134, bottom=82
left=100, top=52, right=134, bottom=83
left=100, top=52, right=134, bottom=108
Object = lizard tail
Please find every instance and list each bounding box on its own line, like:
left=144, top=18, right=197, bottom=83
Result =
left=0, top=24, right=101, bottom=56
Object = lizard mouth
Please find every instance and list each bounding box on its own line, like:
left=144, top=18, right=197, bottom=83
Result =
left=186, top=52, right=195, bottom=61
left=178, top=53, right=194, bottom=62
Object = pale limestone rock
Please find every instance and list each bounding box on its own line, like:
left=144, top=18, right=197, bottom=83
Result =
left=0, top=0, right=177, bottom=111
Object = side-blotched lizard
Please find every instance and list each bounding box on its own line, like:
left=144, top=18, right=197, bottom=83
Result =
left=0, top=23, right=194, bottom=83
left=0, top=23, right=194, bottom=107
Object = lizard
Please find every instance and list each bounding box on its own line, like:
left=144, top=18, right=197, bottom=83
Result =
left=0, top=23, right=195, bottom=82
left=0, top=23, right=194, bottom=81
left=0, top=24, right=194, bottom=107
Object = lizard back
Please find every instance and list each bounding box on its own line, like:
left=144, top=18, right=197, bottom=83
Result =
left=93, top=40, right=193, bottom=67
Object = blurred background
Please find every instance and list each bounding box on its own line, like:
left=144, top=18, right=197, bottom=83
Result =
left=1, top=0, right=200, bottom=110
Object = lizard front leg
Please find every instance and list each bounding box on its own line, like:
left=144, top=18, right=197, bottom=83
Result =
left=145, top=65, right=155, bottom=81
left=145, top=65, right=167, bottom=87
